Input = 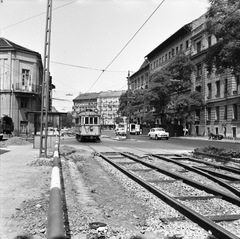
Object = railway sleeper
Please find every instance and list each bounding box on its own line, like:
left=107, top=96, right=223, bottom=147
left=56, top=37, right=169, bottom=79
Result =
left=173, top=195, right=222, bottom=201
left=208, top=214, right=240, bottom=222
left=117, top=161, right=137, bottom=165
left=130, top=168, right=153, bottom=172
left=147, top=179, right=183, bottom=183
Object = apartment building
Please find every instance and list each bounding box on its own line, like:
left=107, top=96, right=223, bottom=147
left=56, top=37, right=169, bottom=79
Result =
left=128, top=23, right=192, bottom=126
left=0, top=38, right=43, bottom=136
left=129, top=13, right=240, bottom=138
left=190, top=14, right=240, bottom=138
left=72, top=90, right=124, bottom=128
left=129, top=59, right=149, bottom=91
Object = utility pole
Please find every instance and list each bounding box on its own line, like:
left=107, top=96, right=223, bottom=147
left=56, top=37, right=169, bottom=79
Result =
left=39, top=0, right=53, bottom=157
left=126, top=71, right=131, bottom=139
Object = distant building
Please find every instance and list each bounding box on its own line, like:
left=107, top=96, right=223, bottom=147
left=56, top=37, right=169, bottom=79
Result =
left=98, top=90, right=124, bottom=127
left=0, top=38, right=43, bottom=136
left=72, top=90, right=125, bottom=128
left=72, top=92, right=100, bottom=113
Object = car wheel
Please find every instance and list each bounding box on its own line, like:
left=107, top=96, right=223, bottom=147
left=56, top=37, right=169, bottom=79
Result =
left=166, top=137, right=169, bottom=140
left=155, top=135, right=158, bottom=140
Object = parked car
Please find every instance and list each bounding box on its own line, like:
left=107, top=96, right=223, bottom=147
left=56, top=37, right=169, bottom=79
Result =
left=148, top=127, right=169, bottom=140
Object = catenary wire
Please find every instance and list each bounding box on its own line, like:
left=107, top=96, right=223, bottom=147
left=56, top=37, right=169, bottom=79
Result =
left=0, top=0, right=80, bottom=31
left=85, top=0, right=166, bottom=93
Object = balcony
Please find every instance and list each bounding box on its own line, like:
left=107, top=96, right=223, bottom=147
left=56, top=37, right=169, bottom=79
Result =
left=14, top=83, right=41, bottom=94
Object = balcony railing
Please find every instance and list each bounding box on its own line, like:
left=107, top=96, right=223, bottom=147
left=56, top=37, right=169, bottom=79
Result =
left=14, top=83, right=41, bottom=93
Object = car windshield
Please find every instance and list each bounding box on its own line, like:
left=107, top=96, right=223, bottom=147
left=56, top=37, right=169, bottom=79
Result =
left=155, top=128, right=165, bottom=131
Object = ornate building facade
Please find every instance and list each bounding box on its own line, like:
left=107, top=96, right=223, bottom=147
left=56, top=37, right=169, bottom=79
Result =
left=0, top=38, right=43, bottom=136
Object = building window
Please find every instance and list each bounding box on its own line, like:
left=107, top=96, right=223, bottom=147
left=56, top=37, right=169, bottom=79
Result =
left=224, top=78, right=228, bottom=95
left=207, top=108, right=211, bottom=120
left=195, top=110, right=200, bottom=122
left=215, top=106, right=220, bottom=120
left=232, top=127, right=237, bottom=138
left=172, top=48, right=175, bottom=57
left=169, top=51, right=171, bottom=59
left=208, top=35, right=212, bottom=47
left=165, top=54, right=167, bottom=61
left=22, top=69, right=30, bottom=86
left=224, top=105, right=227, bottom=120
left=176, top=46, right=178, bottom=54
left=180, top=43, right=183, bottom=51
left=20, top=98, right=28, bottom=108
left=215, top=127, right=219, bottom=135
left=196, top=64, right=202, bottom=78
left=207, top=83, right=212, bottom=99
left=233, top=104, right=238, bottom=120
left=196, top=41, right=201, bottom=53
left=195, top=86, right=201, bottom=92
left=186, top=40, right=189, bottom=49
left=216, top=81, right=220, bottom=97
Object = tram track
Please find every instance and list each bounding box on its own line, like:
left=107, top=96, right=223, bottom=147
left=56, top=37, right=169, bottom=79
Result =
left=86, top=144, right=240, bottom=239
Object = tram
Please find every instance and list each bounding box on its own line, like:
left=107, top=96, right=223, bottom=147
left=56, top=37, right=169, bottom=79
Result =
left=73, top=108, right=101, bottom=142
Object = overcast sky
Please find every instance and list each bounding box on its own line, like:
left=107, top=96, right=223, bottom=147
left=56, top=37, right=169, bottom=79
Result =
left=0, top=0, right=209, bottom=112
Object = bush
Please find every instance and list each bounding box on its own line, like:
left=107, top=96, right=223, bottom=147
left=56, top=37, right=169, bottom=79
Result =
left=194, top=146, right=240, bottom=158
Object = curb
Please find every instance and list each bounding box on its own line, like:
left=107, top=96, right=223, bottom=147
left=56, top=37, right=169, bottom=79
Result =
left=46, top=140, right=65, bottom=239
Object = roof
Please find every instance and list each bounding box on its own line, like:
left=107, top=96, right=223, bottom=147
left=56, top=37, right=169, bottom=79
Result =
left=0, top=37, right=41, bottom=57
left=73, top=92, right=100, bottom=101
left=130, top=59, right=149, bottom=79
left=98, top=90, right=125, bottom=98
left=145, top=23, right=192, bottom=60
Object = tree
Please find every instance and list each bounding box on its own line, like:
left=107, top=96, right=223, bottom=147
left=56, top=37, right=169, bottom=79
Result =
left=149, top=53, right=196, bottom=125
left=148, top=68, right=172, bottom=124
left=62, top=113, right=74, bottom=128
left=168, top=91, right=205, bottom=126
left=118, top=89, right=151, bottom=123
left=205, top=0, right=240, bottom=76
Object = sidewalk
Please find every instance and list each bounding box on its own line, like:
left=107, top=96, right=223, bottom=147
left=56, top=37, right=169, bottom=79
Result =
left=0, top=142, right=50, bottom=239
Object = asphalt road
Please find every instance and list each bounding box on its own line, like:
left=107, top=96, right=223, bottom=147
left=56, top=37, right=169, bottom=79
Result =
left=61, top=130, right=240, bottom=154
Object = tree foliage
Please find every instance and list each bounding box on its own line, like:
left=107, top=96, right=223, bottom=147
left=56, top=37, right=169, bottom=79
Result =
left=149, top=53, right=197, bottom=124
left=62, top=112, right=74, bottom=128
left=118, top=53, right=203, bottom=127
left=205, top=0, right=240, bottom=76
left=168, top=91, right=205, bottom=124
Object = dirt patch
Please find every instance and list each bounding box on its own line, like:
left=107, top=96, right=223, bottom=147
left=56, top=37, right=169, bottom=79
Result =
left=62, top=147, right=165, bottom=239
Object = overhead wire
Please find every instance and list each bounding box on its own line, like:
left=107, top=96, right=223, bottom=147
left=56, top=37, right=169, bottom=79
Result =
left=0, top=0, right=80, bottom=31
left=1, top=0, right=166, bottom=97
left=50, top=61, right=128, bottom=73
left=85, top=0, right=166, bottom=93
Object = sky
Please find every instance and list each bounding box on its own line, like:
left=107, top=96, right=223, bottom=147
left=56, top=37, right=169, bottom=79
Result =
left=0, top=0, right=210, bottom=112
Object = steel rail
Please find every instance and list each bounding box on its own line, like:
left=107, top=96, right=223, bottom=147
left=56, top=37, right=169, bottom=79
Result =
left=99, top=152, right=239, bottom=239
left=192, top=166, right=240, bottom=181
left=178, top=155, right=240, bottom=174
left=121, top=152, right=240, bottom=206
left=152, top=154, right=240, bottom=198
